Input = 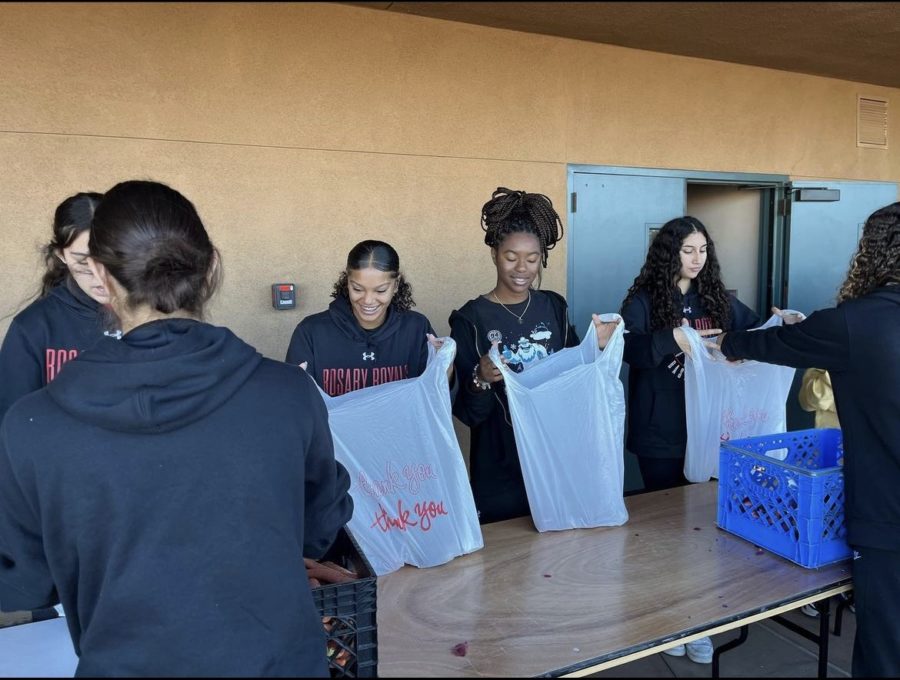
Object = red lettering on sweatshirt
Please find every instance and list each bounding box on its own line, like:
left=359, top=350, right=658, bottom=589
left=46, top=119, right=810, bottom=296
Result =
left=45, top=348, right=79, bottom=384
left=371, top=365, right=409, bottom=386
left=692, top=316, right=715, bottom=331
left=321, top=364, right=410, bottom=397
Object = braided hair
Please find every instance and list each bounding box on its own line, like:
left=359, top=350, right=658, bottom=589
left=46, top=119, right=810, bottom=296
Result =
left=621, top=216, right=732, bottom=331
left=331, top=240, right=415, bottom=311
left=837, top=201, right=900, bottom=303
left=481, top=187, right=564, bottom=268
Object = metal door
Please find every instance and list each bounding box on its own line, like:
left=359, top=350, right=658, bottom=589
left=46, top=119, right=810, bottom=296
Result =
left=781, top=180, right=897, bottom=430
left=785, top=181, right=898, bottom=314
left=568, top=172, right=685, bottom=334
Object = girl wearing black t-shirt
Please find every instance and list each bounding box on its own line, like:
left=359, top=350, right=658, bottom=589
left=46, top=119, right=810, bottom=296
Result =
left=449, top=187, right=618, bottom=524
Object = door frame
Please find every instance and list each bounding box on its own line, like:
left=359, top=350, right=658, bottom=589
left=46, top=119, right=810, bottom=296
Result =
left=566, top=164, right=790, bottom=319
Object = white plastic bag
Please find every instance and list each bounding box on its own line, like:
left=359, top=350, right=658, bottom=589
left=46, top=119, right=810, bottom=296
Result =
left=683, top=314, right=798, bottom=483
left=490, top=315, right=629, bottom=532
left=318, top=338, right=483, bottom=576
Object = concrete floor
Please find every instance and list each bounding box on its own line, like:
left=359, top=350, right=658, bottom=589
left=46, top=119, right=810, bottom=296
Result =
left=592, top=597, right=855, bottom=678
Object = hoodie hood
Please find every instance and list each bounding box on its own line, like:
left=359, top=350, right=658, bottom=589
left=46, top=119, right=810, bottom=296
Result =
left=47, top=318, right=262, bottom=433
left=327, top=295, right=404, bottom=347
left=868, top=283, right=900, bottom=305
left=50, top=278, right=103, bottom=320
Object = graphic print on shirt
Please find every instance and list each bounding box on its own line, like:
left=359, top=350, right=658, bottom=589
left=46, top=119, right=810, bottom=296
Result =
left=487, top=322, right=555, bottom=373
left=668, top=315, right=716, bottom=379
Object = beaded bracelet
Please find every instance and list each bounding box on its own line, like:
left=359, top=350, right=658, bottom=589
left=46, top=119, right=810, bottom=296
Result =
left=471, top=363, right=491, bottom=391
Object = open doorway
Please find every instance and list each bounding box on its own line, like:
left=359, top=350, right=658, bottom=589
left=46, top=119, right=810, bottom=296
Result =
left=686, top=183, right=761, bottom=314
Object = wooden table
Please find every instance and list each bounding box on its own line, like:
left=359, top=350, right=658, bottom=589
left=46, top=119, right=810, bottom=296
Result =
left=376, top=481, right=852, bottom=677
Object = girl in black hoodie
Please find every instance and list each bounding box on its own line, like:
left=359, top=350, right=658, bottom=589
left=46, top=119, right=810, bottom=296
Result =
left=0, top=192, right=111, bottom=423
left=620, top=216, right=763, bottom=665
left=449, top=187, right=619, bottom=525
left=620, top=216, right=761, bottom=496
left=0, top=180, right=353, bottom=677
left=716, top=202, right=900, bottom=678
left=285, top=240, right=446, bottom=396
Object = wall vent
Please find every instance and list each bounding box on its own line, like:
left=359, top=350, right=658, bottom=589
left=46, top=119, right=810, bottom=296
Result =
left=857, top=96, right=888, bottom=148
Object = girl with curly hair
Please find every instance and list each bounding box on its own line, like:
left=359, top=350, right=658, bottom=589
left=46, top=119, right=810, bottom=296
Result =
left=621, top=216, right=760, bottom=497
left=620, top=215, right=760, bottom=665
left=286, top=240, right=445, bottom=397
left=715, top=201, right=900, bottom=678
left=449, top=187, right=619, bottom=525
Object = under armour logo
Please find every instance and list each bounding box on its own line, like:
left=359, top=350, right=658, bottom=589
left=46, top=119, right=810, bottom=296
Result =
left=362, top=352, right=375, bottom=361
left=683, top=306, right=692, bottom=315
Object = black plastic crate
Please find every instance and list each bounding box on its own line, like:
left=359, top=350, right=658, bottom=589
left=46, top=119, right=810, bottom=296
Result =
left=311, top=527, right=378, bottom=677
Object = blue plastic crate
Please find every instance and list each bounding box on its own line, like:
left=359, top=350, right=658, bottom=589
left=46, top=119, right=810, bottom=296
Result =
left=717, top=428, right=852, bottom=568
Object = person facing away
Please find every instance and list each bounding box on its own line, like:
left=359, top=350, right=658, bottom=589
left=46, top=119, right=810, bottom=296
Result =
left=0, top=191, right=117, bottom=424
left=714, top=201, right=900, bottom=678
left=449, top=187, right=619, bottom=525
left=0, top=180, right=353, bottom=677
left=285, top=239, right=450, bottom=397
left=620, top=215, right=761, bottom=495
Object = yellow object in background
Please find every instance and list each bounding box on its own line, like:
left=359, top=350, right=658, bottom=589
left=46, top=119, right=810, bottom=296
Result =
left=799, top=368, right=841, bottom=429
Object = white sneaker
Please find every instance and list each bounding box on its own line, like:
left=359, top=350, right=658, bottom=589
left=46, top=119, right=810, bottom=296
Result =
left=801, top=604, right=819, bottom=618
left=663, top=644, right=686, bottom=657
left=686, top=636, right=714, bottom=664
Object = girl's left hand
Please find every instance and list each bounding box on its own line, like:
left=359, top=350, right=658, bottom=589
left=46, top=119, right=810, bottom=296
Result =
left=592, top=314, right=620, bottom=350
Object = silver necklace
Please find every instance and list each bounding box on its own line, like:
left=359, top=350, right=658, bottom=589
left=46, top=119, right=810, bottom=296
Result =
left=491, top=289, right=531, bottom=324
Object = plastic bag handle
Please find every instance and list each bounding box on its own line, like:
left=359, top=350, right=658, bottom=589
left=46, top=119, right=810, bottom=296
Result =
left=424, top=336, right=456, bottom=383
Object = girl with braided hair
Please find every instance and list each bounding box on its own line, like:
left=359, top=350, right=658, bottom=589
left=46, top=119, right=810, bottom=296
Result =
left=286, top=240, right=449, bottom=397
left=449, top=187, right=619, bottom=525
left=620, top=215, right=759, bottom=665
left=714, top=201, right=900, bottom=678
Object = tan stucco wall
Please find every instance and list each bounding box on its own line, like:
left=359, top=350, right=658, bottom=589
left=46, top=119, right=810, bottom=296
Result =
left=2, top=2, right=898, bottom=358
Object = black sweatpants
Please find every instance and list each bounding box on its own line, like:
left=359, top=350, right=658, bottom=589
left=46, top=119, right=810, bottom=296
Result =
left=637, top=456, right=690, bottom=492
left=851, top=545, right=900, bottom=677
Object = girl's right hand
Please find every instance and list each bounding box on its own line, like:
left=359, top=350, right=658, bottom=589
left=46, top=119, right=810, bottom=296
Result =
left=478, top=340, right=505, bottom=384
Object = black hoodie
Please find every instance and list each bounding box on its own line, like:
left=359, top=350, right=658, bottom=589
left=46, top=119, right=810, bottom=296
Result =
left=721, top=285, right=900, bottom=552
left=0, top=280, right=112, bottom=424
left=621, top=286, right=760, bottom=459
left=285, top=295, right=436, bottom=397
left=0, top=318, right=353, bottom=677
